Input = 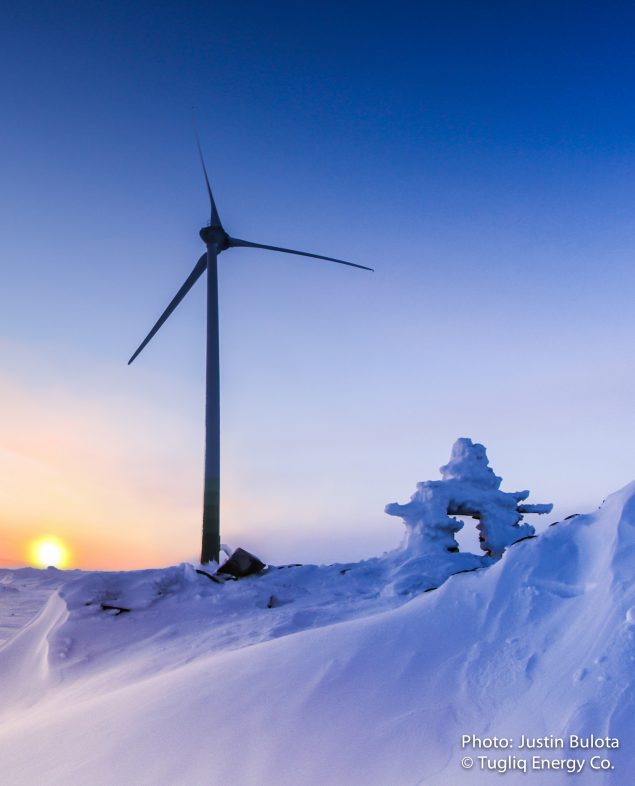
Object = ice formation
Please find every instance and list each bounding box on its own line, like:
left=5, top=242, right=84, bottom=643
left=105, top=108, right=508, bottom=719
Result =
left=385, top=437, right=553, bottom=557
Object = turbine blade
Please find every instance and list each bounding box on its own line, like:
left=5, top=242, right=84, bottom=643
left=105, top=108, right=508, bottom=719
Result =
left=128, top=254, right=207, bottom=365
left=228, top=237, right=373, bottom=272
left=193, top=127, right=222, bottom=227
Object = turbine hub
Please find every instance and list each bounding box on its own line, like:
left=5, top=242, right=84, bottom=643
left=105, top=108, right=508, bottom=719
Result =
left=200, top=225, right=230, bottom=250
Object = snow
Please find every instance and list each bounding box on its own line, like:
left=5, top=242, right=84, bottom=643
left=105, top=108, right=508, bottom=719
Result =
left=0, top=567, right=70, bottom=647
left=1, top=479, right=634, bottom=784
left=386, top=437, right=553, bottom=556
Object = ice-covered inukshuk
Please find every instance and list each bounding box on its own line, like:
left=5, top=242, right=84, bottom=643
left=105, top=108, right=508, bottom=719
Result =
left=385, top=438, right=553, bottom=558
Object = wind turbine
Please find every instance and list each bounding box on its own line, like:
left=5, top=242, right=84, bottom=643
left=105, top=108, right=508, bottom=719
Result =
left=128, top=140, right=373, bottom=565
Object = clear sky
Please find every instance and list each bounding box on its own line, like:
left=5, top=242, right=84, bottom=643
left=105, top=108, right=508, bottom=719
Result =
left=2, top=0, right=635, bottom=569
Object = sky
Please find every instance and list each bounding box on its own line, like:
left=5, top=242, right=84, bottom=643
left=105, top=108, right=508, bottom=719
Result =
left=2, top=0, right=635, bottom=569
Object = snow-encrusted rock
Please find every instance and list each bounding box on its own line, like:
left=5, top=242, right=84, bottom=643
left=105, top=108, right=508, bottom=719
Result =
left=217, top=547, right=266, bottom=578
left=386, top=438, right=553, bottom=557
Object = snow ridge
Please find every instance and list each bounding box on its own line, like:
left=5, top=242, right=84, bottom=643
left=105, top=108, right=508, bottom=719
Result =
left=1, top=483, right=635, bottom=784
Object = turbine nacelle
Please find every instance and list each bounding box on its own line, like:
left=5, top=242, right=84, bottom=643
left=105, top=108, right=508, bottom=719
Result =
left=200, top=225, right=230, bottom=250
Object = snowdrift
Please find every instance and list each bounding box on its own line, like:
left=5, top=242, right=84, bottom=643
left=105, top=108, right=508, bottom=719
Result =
left=2, top=483, right=635, bottom=785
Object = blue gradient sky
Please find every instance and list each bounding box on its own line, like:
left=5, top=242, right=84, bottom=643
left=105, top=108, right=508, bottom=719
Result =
left=2, top=1, right=635, bottom=567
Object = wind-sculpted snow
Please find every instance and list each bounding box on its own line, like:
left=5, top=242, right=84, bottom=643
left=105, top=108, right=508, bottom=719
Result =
left=0, top=549, right=485, bottom=694
left=0, top=567, right=72, bottom=646
left=1, top=484, right=635, bottom=785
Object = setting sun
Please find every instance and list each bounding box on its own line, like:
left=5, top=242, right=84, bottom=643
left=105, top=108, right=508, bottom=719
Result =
left=28, top=536, right=71, bottom=569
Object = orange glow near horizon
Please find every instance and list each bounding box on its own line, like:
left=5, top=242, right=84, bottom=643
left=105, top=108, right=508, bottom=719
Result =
left=28, top=535, right=71, bottom=569
left=0, top=367, right=206, bottom=571
left=0, top=359, right=340, bottom=572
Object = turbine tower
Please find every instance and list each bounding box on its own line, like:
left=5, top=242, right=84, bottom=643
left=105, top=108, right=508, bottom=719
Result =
left=128, top=140, right=373, bottom=564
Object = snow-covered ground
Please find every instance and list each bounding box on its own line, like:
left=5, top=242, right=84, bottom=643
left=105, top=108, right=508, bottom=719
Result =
left=1, top=479, right=635, bottom=785
left=0, top=567, right=70, bottom=647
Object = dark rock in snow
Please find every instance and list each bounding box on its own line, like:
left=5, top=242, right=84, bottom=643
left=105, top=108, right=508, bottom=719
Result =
left=100, top=604, right=130, bottom=615
left=195, top=569, right=223, bottom=584
left=217, top=548, right=266, bottom=578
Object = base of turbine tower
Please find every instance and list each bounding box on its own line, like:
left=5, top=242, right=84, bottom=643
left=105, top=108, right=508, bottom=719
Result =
left=201, top=480, right=221, bottom=564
